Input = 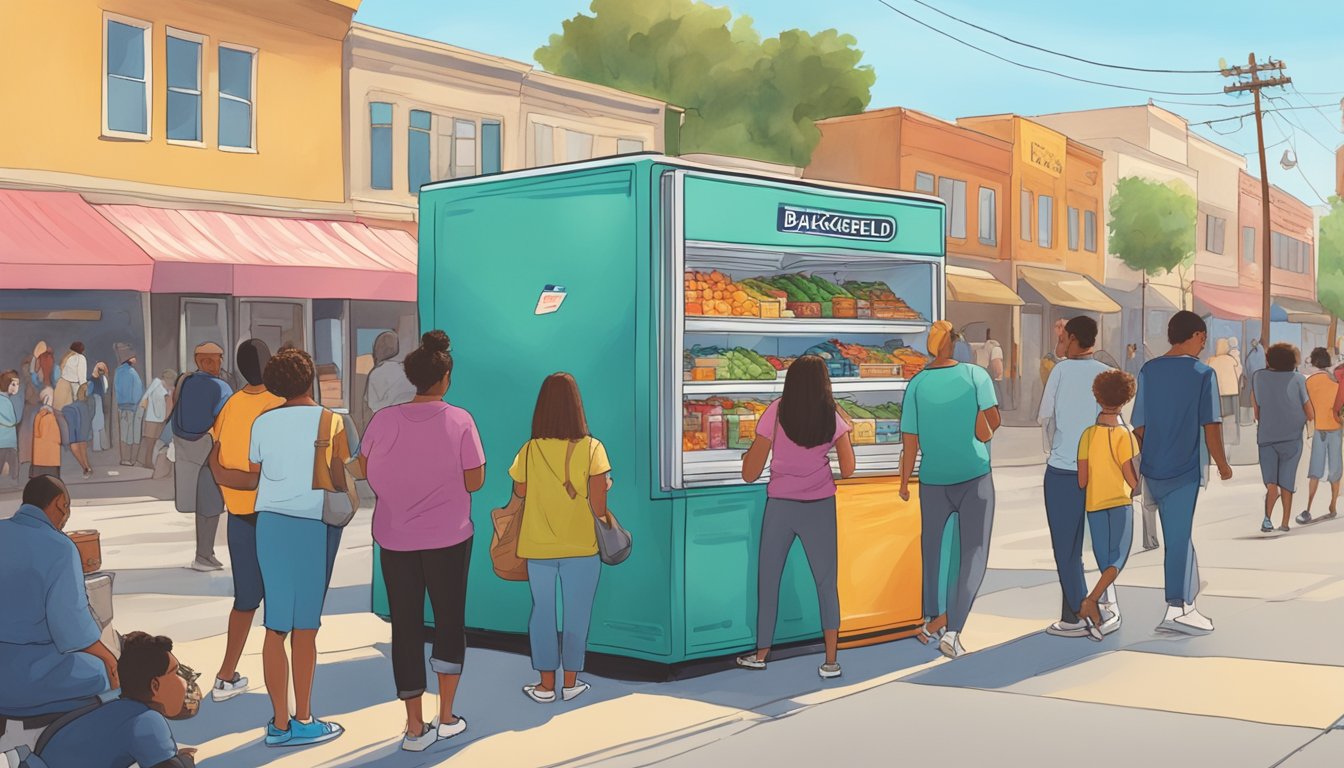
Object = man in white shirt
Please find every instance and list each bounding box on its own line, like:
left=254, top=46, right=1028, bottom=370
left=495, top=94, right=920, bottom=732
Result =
left=1039, top=316, right=1116, bottom=638
left=363, top=332, right=415, bottom=419
left=137, top=369, right=175, bottom=468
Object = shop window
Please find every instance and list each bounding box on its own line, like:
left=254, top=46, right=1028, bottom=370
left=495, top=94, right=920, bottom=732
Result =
left=1067, top=207, right=1080, bottom=251
left=1038, top=195, right=1054, bottom=248
left=1242, top=226, right=1255, bottom=263
left=104, top=15, right=151, bottom=138
left=978, top=187, right=997, bottom=246
left=1205, top=215, right=1226, bottom=254
left=313, top=300, right=346, bottom=409
left=618, top=138, right=644, bottom=154
left=914, top=172, right=935, bottom=194
left=240, top=301, right=305, bottom=359
left=1021, top=188, right=1033, bottom=242
left=564, top=129, right=594, bottom=162
left=166, top=30, right=203, bottom=143
left=218, top=45, right=256, bottom=150
left=482, top=120, right=502, bottom=175
left=1084, top=210, right=1097, bottom=252
left=370, top=102, right=393, bottom=190
left=454, top=119, right=477, bottom=178
left=534, top=123, right=554, bottom=166
left=937, top=177, right=967, bottom=239
left=408, top=109, right=431, bottom=193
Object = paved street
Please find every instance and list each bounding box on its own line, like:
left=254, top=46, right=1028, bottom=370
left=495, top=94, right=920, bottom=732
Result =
left=7, top=431, right=1343, bottom=768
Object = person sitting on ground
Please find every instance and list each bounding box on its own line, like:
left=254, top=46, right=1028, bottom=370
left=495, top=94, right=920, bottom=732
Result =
left=1300, top=347, right=1342, bottom=525
left=37, top=632, right=199, bottom=768
left=1251, top=343, right=1312, bottom=534
left=1076, top=370, right=1141, bottom=640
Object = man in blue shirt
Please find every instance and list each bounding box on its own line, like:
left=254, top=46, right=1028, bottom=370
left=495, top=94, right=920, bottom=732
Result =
left=1038, top=316, right=1115, bottom=639
left=170, top=343, right=233, bottom=572
left=0, top=477, right=118, bottom=720
left=1133, top=312, right=1233, bottom=635
left=113, top=355, right=145, bottom=468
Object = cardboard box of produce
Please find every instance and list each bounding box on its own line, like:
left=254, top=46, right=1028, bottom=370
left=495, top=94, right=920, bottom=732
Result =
left=786, top=301, right=822, bottom=318
left=694, top=357, right=727, bottom=368
left=684, top=413, right=704, bottom=432
left=876, top=419, right=901, bottom=444
left=850, top=419, right=877, bottom=446
left=691, top=367, right=717, bottom=381
left=726, top=413, right=757, bottom=450
left=831, top=297, right=857, bottom=318
left=856, top=300, right=872, bottom=319
left=683, top=431, right=708, bottom=451
left=859, top=363, right=903, bottom=379
left=706, top=414, right=727, bottom=450
left=758, top=299, right=783, bottom=318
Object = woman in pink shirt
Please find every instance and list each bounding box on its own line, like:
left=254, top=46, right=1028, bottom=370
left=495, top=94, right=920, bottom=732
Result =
left=736, top=355, right=856, bottom=679
left=358, top=331, right=484, bottom=752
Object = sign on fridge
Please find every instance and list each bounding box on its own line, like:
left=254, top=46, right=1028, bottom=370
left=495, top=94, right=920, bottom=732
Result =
left=776, top=205, right=896, bottom=242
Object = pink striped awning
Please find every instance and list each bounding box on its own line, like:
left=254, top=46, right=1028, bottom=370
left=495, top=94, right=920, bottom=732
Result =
left=0, top=190, right=154, bottom=291
left=96, top=205, right=418, bottom=301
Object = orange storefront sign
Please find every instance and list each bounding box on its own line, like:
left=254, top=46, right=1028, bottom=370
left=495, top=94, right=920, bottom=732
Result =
left=1020, top=121, right=1067, bottom=178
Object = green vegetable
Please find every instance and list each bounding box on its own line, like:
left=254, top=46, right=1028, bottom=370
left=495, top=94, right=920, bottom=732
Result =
left=837, top=400, right=876, bottom=420
left=808, top=274, right=850, bottom=299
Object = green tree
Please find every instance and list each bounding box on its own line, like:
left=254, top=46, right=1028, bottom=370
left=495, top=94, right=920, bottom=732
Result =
left=1316, top=196, right=1344, bottom=346
left=535, top=0, right=875, bottom=166
left=1108, top=177, right=1196, bottom=350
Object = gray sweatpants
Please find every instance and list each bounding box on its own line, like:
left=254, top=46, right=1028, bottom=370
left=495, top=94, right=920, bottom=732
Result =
left=921, top=473, right=995, bottom=633
left=756, top=497, right=840, bottom=648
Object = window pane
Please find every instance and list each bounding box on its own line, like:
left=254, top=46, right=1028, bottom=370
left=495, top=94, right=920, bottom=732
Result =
left=915, top=172, right=935, bottom=193
left=106, top=21, right=144, bottom=79
left=978, top=187, right=996, bottom=245
left=167, top=91, right=201, bottom=141
left=481, top=120, right=502, bottom=175
left=371, top=125, right=392, bottom=189
left=1084, top=210, right=1097, bottom=252
left=617, top=138, right=643, bottom=154
left=1067, top=207, right=1080, bottom=251
left=1021, top=189, right=1032, bottom=242
left=455, top=119, right=476, bottom=140
left=454, top=119, right=476, bottom=177
left=370, top=102, right=392, bottom=125
left=408, top=128, right=431, bottom=193
left=219, top=48, right=253, bottom=101
left=219, top=98, right=252, bottom=148
left=565, top=129, right=593, bottom=162
left=409, top=109, right=431, bottom=131
left=1038, top=195, right=1053, bottom=248
left=1243, top=226, right=1255, bottom=262
left=106, top=77, right=147, bottom=134
left=167, top=36, right=199, bottom=91
left=534, top=124, right=553, bottom=165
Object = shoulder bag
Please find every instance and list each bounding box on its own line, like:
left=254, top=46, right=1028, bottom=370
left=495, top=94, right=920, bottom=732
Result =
left=568, top=437, right=632, bottom=566
left=313, top=408, right=360, bottom=527
left=489, top=441, right=530, bottom=581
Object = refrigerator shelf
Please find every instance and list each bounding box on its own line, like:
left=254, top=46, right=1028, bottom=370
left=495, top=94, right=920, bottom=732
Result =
left=684, top=317, right=929, bottom=336
left=680, top=445, right=909, bottom=488
left=682, top=378, right=909, bottom=395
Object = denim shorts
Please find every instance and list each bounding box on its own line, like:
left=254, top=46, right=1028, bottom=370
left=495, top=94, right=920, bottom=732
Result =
left=1308, top=429, right=1343, bottom=483
left=1259, top=440, right=1304, bottom=493
left=256, top=512, right=328, bottom=632
left=227, top=513, right=264, bottom=612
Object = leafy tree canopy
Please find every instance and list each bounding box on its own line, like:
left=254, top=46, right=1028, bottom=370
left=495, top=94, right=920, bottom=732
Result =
left=1317, top=196, right=1344, bottom=321
left=536, top=0, right=875, bottom=166
left=1107, top=176, right=1197, bottom=277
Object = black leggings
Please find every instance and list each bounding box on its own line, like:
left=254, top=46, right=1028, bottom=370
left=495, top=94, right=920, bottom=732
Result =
left=381, top=538, right=472, bottom=700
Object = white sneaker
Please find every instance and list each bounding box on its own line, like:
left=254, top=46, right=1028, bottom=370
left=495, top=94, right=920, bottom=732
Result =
left=939, top=631, right=967, bottom=659
left=211, top=674, right=248, bottom=702
left=435, top=716, right=467, bottom=740
left=561, top=681, right=590, bottom=702
left=818, top=661, right=842, bottom=679
left=1046, top=620, right=1090, bottom=638
left=401, top=722, right=437, bottom=752
left=1156, top=605, right=1186, bottom=633
left=1174, top=606, right=1214, bottom=634
left=522, top=685, right=556, bottom=703
left=1098, top=608, right=1122, bottom=636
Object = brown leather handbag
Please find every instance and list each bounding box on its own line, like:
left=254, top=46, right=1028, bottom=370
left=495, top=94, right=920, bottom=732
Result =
left=313, top=409, right=360, bottom=527
left=489, top=441, right=530, bottom=581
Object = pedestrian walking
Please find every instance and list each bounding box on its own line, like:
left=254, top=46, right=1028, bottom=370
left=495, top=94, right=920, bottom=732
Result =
left=1075, top=370, right=1140, bottom=640
left=1038, top=316, right=1115, bottom=638
left=170, top=343, right=233, bottom=572
left=1208, top=338, right=1243, bottom=445
left=358, top=331, right=482, bottom=750
left=204, top=340, right=284, bottom=705
left=61, top=363, right=106, bottom=479
left=216, top=348, right=348, bottom=748
left=1251, top=343, right=1311, bottom=533
left=737, top=355, right=855, bottom=679
left=1299, top=347, right=1341, bottom=524
left=137, top=370, right=174, bottom=469
left=510, top=373, right=611, bottom=704
left=0, top=372, right=20, bottom=485
left=53, top=342, right=87, bottom=413
left=899, top=321, right=1001, bottom=659
left=1133, top=312, right=1232, bottom=635
left=114, top=355, right=145, bottom=467
left=364, top=331, right=416, bottom=424
left=31, top=389, right=61, bottom=479
left=985, top=330, right=1006, bottom=405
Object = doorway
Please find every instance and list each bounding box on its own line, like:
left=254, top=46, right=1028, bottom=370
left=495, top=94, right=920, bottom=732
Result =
left=180, top=297, right=230, bottom=375
left=1021, top=304, right=1043, bottom=416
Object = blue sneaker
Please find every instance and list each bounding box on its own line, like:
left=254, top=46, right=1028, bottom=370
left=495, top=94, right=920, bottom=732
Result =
left=284, top=717, right=344, bottom=747
left=265, top=719, right=292, bottom=747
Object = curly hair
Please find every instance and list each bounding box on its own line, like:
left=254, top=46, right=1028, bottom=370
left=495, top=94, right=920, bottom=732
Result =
left=119, top=631, right=174, bottom=704
left=262, top=348, right=315, bottom=400
left=1265, top=343, right=1298, bottom=373
left=1309, top=346, right=1331, bottom=370
left=1092, top=369, right=1136, bottom=409
left=0, top=370, right=17, bottom=391
left=403, top=330, right=453, bottom=394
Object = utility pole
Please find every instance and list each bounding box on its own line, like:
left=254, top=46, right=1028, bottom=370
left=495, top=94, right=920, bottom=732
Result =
left=1222, top=53, right=1290, bottom=348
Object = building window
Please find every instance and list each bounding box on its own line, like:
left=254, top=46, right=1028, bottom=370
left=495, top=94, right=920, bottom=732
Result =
left=482, top=120, right=502, bottom=175
left=564, top=129, right=594, bottom=162
left=1206, top=215, right=1226, bottom=254
left=1067, top=206, right=1080, bottom=251
left=1020, top=188, right=1033, bottom=243
left=1242, top=226, right=1255, bottom=263
left=166, top=30, right=203, bottom=143
left=453, top=119, right=477, bottom=178
left=617, top=138, right=644, bottom=154
left=218, top=45, right=255, bottom=150
left=370, top=102, right=392, bottom=190
left=104, top=16, right=151, bottom=138
left=534, top=123, right=554, bottom=166
left=914, top=172, right=935, bottom=194
left=936, top=177, right=967, bottom=239
left=408, top=109, right=431, bottom=193
left=1038, top=195, right=1054, bottom=248
left=1084, top=210, right=1097, bottom=252
left=978, top=187, right=997, bottom=246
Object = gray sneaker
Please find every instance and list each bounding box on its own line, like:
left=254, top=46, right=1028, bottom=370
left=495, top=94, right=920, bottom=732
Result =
left=939, top=633, right=967, bottom=659
left=189, top=557, right=222, bottom=572
left=818, top=662, right=842, bottom=679
left=1046, top=620, right=1090, bottom=638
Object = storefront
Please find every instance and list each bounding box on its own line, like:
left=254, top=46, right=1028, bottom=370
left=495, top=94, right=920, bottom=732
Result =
left=946, top=264, right=1023, bottom=404
left=390, top=157, right=947, bottom=672
left=1016, top=265, right=1120, bottom=411
left=1273, top=297, right=1332, bottom=354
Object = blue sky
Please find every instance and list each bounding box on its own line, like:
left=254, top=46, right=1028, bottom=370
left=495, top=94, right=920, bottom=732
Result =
left=354, top=0, right=1344, bottom=207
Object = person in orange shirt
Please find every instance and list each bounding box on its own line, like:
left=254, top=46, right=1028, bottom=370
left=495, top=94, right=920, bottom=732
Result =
left=1300, top=347, right=1341, bottom=524
left=206, top=339, right=285, bottom=703
left=31, top=388, right=61, bottom=479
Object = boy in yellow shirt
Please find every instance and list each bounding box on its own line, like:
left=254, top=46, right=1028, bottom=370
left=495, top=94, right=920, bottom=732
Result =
left=1076, top=370, right=1141, bottom=641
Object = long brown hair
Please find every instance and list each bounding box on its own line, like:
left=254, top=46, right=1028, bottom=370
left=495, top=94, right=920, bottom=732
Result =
left=778, top=355, right=836, bottom=448
left=531, top=372, right=589, bottom=441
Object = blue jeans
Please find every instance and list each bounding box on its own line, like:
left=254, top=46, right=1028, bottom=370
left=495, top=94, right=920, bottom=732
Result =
left=527, top=556, right=601, bottom=673
left=1044, top=466, right=1088, bottom=622
left=1146, top=475, right=1201, bottom=606
left=1308, top=429, right=1342, bottom=483
left=227, top=513, right=264, bottom=612
left=1089, top=505, right=1134, bottom=574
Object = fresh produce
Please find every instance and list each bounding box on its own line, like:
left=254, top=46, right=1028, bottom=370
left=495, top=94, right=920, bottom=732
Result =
left=764, top=355, right=786, bottom=371
left=684, top=271, right=760, bottom=317
left=870, top=402, right=903, bottom=420
left=836, top=400, right=877, bottom=420
left=720, top=348, right=777, bottom=381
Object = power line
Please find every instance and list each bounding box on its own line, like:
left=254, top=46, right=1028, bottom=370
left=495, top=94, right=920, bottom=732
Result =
left=1266, top=94, right=1338, bottom=153
left=873, top=0, right=1227, bottom=97
left=1266, top=111, right=1330, bottom=205
left=1289, top=84, right=1344, bottom=136
left=901, top=0, right=1220, bottom=74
